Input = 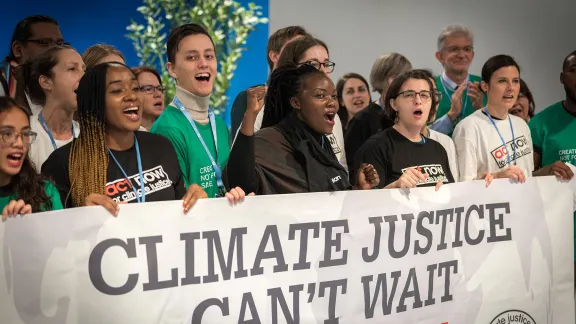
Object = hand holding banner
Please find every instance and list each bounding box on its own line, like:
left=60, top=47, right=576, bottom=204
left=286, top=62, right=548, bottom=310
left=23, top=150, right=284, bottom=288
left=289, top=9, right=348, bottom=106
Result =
left=0, top=177, right=574, bottom=323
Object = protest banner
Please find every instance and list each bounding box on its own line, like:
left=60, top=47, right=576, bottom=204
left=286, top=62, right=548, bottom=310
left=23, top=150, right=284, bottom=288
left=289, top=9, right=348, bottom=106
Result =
left=0, top=177, right=574, bottom=324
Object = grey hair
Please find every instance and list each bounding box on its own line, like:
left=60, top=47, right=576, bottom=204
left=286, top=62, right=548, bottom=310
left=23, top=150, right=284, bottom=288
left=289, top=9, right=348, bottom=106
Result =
left=369, top=53, right=412, bottom=95
left=437, top=24, right=474, bottom=51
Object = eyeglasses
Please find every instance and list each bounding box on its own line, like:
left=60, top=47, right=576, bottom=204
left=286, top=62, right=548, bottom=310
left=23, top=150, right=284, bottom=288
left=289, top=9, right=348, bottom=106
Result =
left=397, top=90, right=433, bottom=101
left=0, top=130, right=37, bottom=145
left=26, top=39, right=71, bottom=47
left=299, top=60, right=336, bottom=73
left=139, top=85, right=166, bottom=94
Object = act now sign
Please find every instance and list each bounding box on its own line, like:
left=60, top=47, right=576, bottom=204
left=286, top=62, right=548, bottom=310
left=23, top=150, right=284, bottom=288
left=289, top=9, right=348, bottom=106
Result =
left=0, top=177, right=575, bottom=323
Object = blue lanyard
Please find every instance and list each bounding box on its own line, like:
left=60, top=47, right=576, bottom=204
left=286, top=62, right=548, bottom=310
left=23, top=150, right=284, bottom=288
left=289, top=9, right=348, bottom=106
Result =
left=172, top=96, right=225, bottom=193
left=484, top=107, right=516, bottom=167
left=440, top=75, right=469, bottom=121
left=39, top=113, right=76, bottom=150
left=108, top=134, right=146, bottom=203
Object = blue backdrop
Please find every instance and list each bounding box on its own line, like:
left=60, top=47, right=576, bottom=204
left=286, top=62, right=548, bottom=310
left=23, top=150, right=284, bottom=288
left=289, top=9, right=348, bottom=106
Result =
left=0, top=0, right=270, bottom=126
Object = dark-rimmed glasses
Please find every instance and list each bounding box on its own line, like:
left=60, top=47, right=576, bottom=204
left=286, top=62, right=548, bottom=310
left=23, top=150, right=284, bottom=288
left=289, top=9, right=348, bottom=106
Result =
left=397, top=90, right=432, bottom=101
left=0, top=130, right=37, bottom=145
left=139, top=85, right=166, bottom=95
left=26, top=39, right=71, bottom=47
left=299, top=60, right=336, bottom=73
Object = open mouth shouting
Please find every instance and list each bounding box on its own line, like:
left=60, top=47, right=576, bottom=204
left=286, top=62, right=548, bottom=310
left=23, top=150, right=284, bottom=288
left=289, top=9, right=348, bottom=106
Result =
left=195, top=72, right=211, bottom=84
left=324, top=111, right=336, bottom=126
left=352, top=99, right=365, bottom=109
left=509, top=104, right=522, bottom=117
left=413, top=108, right=424, bottom=119
left=502, top=94, right=515, bottom=104
left=123, top=106, right=141, bottom=122
left=153, top=100, right=164, bottom=112
left=6, top=151, right=24, bottom=169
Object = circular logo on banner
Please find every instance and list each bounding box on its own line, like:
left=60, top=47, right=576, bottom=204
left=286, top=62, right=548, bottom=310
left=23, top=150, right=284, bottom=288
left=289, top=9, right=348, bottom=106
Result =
left=490, top=310, right=536, bottom=324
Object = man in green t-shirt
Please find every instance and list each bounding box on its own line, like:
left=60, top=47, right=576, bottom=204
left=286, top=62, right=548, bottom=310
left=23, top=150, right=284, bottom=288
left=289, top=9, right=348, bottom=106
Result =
left=529, top=50, right=576, bottom=265
left=229, top=26, right=310, bottom=141
left=151, top=24, right=242, bottom=199
left=429, top=24, right=485, bottom=136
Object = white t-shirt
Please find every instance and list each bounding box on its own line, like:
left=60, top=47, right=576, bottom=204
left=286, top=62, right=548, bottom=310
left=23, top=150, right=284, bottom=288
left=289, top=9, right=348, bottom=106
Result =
left=30, top=113, right=80, bottom=173
left=26, top=93, right=43, bottom=115
left=452, top=109, right=534, bottom=182
left=237, top=105, right=349, bottom=171
left=428, top=128, right=459, bottom=181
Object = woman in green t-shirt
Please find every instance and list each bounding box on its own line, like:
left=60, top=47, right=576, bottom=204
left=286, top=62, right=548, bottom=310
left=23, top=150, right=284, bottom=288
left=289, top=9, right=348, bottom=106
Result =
left=0, top=97, right=63, bottom=219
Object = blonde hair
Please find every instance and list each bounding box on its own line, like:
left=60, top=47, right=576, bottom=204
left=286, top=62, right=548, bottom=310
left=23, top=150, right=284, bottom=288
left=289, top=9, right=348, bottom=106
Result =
left=82, top=44, right=125, bottom=70
left=369, top=53, right=412, bottom=95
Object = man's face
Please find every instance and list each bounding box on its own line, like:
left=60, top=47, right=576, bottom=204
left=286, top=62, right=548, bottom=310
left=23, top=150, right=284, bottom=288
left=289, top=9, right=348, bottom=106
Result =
left=435, top=34, right=474, bottom=75
left=561, top=54, right=576, bottom=102
left=12, top=22, right=65, bottom=63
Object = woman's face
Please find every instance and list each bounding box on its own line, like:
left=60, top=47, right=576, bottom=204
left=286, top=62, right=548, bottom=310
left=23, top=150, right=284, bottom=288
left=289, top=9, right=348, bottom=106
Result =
left=292, top=73, right=338, bottom=135
left=104, top=66, right=142, bottom=133
left=341, top=78, right=371, bottom=117
left=298, top=45, right=332, bottom=76
left=137, top=71, right=165, bottom=120
left=45, top=49, right=85, bottom=111
left=0, top=107, right=33, bottom=177
left=391, top=78, right=432, bottom=129
left=509, top=92, right=530, bottom=122
left=482, top=66, right=520, bottom=111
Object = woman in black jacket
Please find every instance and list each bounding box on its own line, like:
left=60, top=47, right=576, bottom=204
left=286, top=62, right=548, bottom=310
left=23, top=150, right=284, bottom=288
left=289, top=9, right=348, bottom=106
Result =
left=225, top=63, right=379, bottom=195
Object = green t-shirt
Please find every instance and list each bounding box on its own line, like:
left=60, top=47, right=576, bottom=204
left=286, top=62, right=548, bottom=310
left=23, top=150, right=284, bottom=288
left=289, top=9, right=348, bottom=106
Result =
left=529, top=101, right=576, bottom=259
left=151, top=105, right=230, bottom=198
left=0, top=180, right=63, bottom=213
left=435, top=74, right=484, bottom=125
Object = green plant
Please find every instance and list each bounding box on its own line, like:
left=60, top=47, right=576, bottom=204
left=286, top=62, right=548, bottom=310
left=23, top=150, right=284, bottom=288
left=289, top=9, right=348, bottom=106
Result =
left=126, top=0, right=268, bottom=115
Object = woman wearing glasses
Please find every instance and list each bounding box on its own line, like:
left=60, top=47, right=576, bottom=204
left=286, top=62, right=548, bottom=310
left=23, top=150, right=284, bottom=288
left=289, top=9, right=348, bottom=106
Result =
left=132, top=66, right=165, bottom=131
left=354, top=70, right=454, bottom=189
left=0, top=97, right=62, bottom=218
left=259, top=36, right=347, bottom=171
left=18, top=45, right=84, bottom=172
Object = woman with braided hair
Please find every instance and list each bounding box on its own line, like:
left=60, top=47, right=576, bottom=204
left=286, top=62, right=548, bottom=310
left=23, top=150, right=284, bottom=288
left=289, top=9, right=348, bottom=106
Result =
left=42, top=62, right=245, bottom=216
left=224, top=63, right=379, bottom=195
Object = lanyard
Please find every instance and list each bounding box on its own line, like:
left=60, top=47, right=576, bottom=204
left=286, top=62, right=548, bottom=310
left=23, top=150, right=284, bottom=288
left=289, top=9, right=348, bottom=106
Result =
left=172, top=96, right=225, bottom=194
left=39, top=113, right=76, bottom=150
left=440, top=74, right=469, bottom=121
left=108, top=134, right=146, bottom=203
left=484, top=107, right=516, bottom=167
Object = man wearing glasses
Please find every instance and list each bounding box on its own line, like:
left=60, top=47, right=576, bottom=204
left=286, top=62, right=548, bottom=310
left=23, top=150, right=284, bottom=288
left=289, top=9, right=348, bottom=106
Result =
left=1, top=15, right=68, bottom=115
left=429, top=24, right=485, bottom=136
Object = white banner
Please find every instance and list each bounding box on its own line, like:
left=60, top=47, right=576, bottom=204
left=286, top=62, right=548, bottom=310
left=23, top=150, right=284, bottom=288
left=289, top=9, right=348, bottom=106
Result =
left=0, top=177, right=575, bottom=324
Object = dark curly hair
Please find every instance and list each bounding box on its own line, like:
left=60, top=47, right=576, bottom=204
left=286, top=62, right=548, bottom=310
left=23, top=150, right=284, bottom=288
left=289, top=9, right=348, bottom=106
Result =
left=0, top=97, right=53, bottom=211
left=261, top=62, right=326, bottom=128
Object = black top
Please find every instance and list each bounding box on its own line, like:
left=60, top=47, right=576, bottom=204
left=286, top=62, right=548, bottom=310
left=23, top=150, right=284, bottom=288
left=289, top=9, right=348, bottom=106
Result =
left=344, top=102, right=394, bottom=179
left=42, top=131, right=187, bottom=208
left=225, top=115, right=351, bottom=195
left=353, top=127, right=454, bottom=188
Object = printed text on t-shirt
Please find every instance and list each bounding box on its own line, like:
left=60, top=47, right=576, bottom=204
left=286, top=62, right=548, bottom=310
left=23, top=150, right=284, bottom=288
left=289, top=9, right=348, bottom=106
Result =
left=106, top=165, right=173, bottom=203
left=559, top=148, right=576, bottom=163
left=401, top=164, right=448, bottom=185
left=327, top=134, right=342, bottom=154
left=490, top=135, right=532, bottom=168
left=199, top=164, right=215, bottom=189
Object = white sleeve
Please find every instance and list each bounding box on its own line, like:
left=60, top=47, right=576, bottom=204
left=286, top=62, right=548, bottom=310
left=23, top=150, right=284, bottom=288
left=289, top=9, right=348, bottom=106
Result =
left=332, top=115, right=348, bottom=171
left=566, top=163, right=576, bottom=213
left=253, top=106, right=265, bottom=132
left=446, top=137, right=460, bottom=182
left=453, top=121, right=479, bottom=182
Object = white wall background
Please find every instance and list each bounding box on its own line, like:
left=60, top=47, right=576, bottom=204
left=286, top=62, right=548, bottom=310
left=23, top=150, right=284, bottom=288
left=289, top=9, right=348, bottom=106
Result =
left=269, top=0, right=575, bottom=112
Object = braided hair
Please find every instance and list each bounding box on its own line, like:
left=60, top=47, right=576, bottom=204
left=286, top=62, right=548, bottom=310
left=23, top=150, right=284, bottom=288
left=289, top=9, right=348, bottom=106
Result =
left=67, top=62, right=120, bottom=207
left=261, top=63, right=325, bottom=128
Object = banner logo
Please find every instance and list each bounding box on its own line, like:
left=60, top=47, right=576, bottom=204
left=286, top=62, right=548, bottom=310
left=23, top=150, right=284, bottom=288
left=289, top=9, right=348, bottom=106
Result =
left=490, top=310, right=536, bottom=324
